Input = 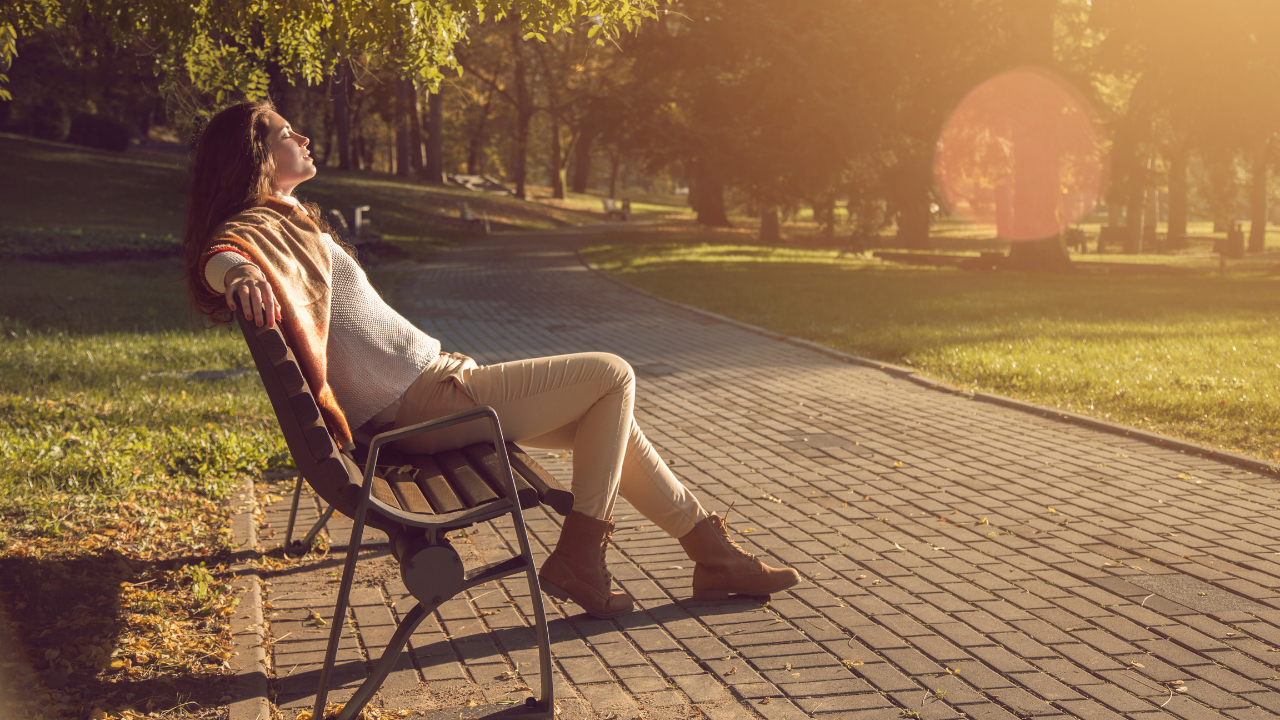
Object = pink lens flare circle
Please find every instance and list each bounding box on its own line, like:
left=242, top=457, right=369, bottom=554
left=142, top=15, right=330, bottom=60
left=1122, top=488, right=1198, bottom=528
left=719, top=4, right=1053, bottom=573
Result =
left=934, top=67, right=1108, bottom=242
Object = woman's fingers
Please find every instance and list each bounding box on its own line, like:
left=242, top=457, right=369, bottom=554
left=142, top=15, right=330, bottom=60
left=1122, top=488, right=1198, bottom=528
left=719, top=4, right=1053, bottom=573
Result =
left=250, top=284, right=265, bottom=327
left=238, top=283, right=254, bottom=320
left=224, top=267, right=279, bottom=327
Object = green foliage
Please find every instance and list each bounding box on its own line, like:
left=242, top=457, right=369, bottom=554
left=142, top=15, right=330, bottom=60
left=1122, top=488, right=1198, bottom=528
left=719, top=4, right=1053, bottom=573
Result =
left=587, top=235, right=1280, bottom=458
left=4, top=0, right=670, bottom=109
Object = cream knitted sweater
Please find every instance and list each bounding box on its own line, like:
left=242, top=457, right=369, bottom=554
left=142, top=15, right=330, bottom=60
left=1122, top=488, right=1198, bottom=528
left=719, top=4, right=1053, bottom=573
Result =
left=206, top=198, right=438, bottom=428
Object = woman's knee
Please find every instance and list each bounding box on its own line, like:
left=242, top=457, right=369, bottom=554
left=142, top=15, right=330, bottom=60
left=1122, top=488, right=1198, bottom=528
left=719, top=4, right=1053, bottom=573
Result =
left=596, top=352, right=634, bottom=394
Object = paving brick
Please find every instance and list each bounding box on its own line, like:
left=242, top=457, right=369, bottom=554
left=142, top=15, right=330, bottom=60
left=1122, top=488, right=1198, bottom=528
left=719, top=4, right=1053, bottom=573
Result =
left=1075, top=681, right=1156, bottom=713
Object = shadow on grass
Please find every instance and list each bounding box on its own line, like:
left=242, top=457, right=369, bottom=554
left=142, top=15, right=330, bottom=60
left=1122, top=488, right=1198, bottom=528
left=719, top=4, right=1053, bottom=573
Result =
left=0, top=550, right=236, bottom=718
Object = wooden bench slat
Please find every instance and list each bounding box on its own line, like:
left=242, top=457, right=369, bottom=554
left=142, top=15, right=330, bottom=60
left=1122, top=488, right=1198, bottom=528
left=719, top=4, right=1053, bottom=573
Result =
left=505, top=443, right=574, bottom=516
left=369, top=474, right=400, bottom=510
left=462, top=443, right=539, bottom=508
left=377, top=448, right=434, bottom=514
left=404, top=453, right=466, bottom=513
left=435, top=449, right=499, bottom=507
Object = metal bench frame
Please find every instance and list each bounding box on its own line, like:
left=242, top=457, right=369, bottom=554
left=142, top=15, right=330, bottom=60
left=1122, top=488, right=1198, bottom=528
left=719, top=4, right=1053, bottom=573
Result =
left=316, top=407, right=553, bottom=720
left=233, top=300, right=557, bottom=720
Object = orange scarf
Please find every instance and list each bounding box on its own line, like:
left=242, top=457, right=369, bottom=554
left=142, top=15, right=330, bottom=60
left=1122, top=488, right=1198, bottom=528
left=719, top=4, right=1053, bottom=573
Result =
left=197, top=197, right=353, bottom=450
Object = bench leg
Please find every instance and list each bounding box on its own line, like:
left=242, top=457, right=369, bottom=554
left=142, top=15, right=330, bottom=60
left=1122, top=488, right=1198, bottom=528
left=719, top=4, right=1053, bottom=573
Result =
left=284, top=473, right=334, bottom=556
left=313, top=497, right=369, bottom=720
left=334, top=602, right=430, bottom=720
left=507, top=493, right=555, bottom=716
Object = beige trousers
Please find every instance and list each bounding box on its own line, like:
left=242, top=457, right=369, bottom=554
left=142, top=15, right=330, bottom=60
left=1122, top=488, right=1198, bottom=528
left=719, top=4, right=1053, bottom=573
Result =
left=391, top=351, right=707, bottom=538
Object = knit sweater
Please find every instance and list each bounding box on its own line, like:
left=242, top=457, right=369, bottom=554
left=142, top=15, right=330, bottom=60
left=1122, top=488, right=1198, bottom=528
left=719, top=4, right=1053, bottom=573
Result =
left=200, top=196, right=438, bottom=440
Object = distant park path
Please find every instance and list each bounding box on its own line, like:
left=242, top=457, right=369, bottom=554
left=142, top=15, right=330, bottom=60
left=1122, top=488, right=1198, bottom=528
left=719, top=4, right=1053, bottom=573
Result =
left=263, top=226, right=1280, bottom=720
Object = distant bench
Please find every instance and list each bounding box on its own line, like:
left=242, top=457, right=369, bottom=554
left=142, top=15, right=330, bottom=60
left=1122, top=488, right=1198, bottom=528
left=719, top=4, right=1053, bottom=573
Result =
left=603, top=198, right=631, bottom=221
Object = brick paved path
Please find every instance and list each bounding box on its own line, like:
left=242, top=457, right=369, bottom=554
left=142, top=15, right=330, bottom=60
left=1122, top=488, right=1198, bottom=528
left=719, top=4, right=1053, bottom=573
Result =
left=255, top=228, right=1280, bottom=720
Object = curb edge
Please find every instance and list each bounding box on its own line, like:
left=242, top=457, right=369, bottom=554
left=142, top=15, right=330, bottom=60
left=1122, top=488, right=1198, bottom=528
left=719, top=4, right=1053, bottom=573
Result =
left=228, top=478, right=270, bottom=720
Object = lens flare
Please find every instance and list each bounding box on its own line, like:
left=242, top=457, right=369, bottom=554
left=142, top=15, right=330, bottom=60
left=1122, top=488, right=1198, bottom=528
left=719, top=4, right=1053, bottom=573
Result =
left=934, top=67, right=1107, bottom=242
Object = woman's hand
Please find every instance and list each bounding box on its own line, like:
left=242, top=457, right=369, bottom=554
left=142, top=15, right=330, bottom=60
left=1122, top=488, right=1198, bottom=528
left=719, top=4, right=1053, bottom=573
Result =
left=225, top=264, right=281, bottom=328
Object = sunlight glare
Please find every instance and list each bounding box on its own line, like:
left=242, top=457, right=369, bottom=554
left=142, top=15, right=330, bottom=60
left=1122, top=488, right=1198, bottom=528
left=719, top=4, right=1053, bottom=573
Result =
left=934, top=67, right=1107, bottom=242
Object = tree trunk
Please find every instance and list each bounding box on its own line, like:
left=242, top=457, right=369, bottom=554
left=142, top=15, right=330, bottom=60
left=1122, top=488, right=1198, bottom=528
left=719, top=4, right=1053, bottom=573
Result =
left=608, top=149, right=621, bottom=199
left=897, top=199, right=931, bottom=250
left=815, top=198, right=836, bottom=239
left=549, top=113, right=565, bottom=199
left=395, top=77, right=412, bottom=177
left=510, top=26, right=532, bottom=199
left=892, top=155, right=932, bottom=250
left=333, top=60, right=353, bottom=171
left=760, top=205, right=781, bottom=242
left=425, top=89, right=445, bottom=183
left=1250, top=148, right=1268, bottom=253
left=572, top=128, right=595, bottom=193
left=1002, top=0, right=1072, bottom=270
left=408, top=80, right=424, bottom=175
left=692, top=159, right=729, bottom=226
left=1006, top=112, right=1071, bottom=269
left=466, top=90, right=492, bottom=176
left=1125, top=182, right=1145, bottom=254
left=1143, top=182, right=1159, bottom=252
left=1167, top=143, right=1189, bottom=249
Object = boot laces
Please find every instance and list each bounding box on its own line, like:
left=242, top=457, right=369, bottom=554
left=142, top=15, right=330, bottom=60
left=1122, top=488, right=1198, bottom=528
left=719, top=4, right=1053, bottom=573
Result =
left=717, top=504, right=758, bottom=561
left=600, top=530, right=614, bottom=581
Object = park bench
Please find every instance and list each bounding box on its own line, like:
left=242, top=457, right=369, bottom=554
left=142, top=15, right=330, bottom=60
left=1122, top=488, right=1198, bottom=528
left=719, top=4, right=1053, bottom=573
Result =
left=235, top=298, right=564, bottom=720
left=602, top=198, right=630, bottom=221
left=459, top=201, right=490, bottom=234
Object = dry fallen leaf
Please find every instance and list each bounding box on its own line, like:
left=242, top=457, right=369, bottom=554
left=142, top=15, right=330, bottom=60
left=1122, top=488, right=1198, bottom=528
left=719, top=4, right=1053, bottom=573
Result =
left=726, top=666, right=737, bottom=675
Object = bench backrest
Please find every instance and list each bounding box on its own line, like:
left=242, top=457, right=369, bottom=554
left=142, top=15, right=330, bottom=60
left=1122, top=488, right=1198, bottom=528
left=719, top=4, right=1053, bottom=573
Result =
left=235, top=309, right=371, bottom=519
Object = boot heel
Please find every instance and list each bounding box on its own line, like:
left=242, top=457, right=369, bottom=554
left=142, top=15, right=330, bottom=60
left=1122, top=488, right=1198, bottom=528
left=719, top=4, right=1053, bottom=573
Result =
left=692, top=588, right=731, bottom=601
left=540, top=578, right=572, bottom=602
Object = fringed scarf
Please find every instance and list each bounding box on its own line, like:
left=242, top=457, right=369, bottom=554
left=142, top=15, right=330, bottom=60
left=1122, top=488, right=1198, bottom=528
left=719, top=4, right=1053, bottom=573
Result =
left=195, top=197, right=354, bottom=450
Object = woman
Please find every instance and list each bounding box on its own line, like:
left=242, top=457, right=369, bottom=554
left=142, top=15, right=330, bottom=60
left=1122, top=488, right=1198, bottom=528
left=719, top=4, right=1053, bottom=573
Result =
left=184, top=100, right=799, bottom=619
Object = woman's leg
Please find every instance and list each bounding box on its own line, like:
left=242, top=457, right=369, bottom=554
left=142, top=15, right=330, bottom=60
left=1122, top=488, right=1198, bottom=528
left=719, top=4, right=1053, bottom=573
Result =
left=395, top=352, right=653, bottom=520
left=393, top=351, right=797, bottom=605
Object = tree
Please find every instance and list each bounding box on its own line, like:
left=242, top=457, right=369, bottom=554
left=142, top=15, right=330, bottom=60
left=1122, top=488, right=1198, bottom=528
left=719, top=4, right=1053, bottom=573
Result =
left=1092, top=0, right=1280, bottom=253
left=3, top=0, right=669, bottom=110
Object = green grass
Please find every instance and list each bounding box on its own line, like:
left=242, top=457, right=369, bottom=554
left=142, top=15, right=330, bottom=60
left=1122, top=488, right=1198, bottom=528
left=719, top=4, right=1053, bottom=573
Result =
left=0, top=259, right=289, bottom=507
left=584, top=231, right=1280, bottom=460
left=0, top=133, right=604, bottom=261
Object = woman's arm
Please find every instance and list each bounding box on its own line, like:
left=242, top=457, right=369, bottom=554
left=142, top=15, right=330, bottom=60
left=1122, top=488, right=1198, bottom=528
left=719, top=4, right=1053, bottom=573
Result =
left=205, top=250, right=281, bottom=328
left=224, top=263, right=281, bottom=328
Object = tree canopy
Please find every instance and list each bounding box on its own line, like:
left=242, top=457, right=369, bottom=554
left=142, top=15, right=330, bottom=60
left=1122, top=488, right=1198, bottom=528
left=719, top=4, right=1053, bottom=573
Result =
left=1, top=0, right=665, bottom=102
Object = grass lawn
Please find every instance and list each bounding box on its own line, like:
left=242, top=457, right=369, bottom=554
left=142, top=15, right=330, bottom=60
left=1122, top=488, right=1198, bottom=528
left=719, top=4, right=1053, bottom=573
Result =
left=0, top=133, right=606, bottom=263
left=584, top=228, right=1280, bottom=461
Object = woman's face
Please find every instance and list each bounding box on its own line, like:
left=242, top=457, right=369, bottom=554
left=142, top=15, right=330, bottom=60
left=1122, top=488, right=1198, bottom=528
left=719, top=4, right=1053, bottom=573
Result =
left=265, top=111, right=315, bottom=195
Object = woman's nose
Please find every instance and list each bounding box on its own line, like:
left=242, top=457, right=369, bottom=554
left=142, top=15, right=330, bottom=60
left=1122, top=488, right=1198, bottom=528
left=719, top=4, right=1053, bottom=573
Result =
left=296, top=132, right=310, bottom=147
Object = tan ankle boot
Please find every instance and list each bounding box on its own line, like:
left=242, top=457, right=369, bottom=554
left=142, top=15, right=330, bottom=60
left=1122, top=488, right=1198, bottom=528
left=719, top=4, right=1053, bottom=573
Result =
left=539, top=511, right=634, bottom=619
left=679, top=513, right=801, bottom=600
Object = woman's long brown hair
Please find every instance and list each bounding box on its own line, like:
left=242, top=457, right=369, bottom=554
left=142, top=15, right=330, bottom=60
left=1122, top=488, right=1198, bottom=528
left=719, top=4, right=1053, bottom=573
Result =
left=182, top=100, right=279, bottom=325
